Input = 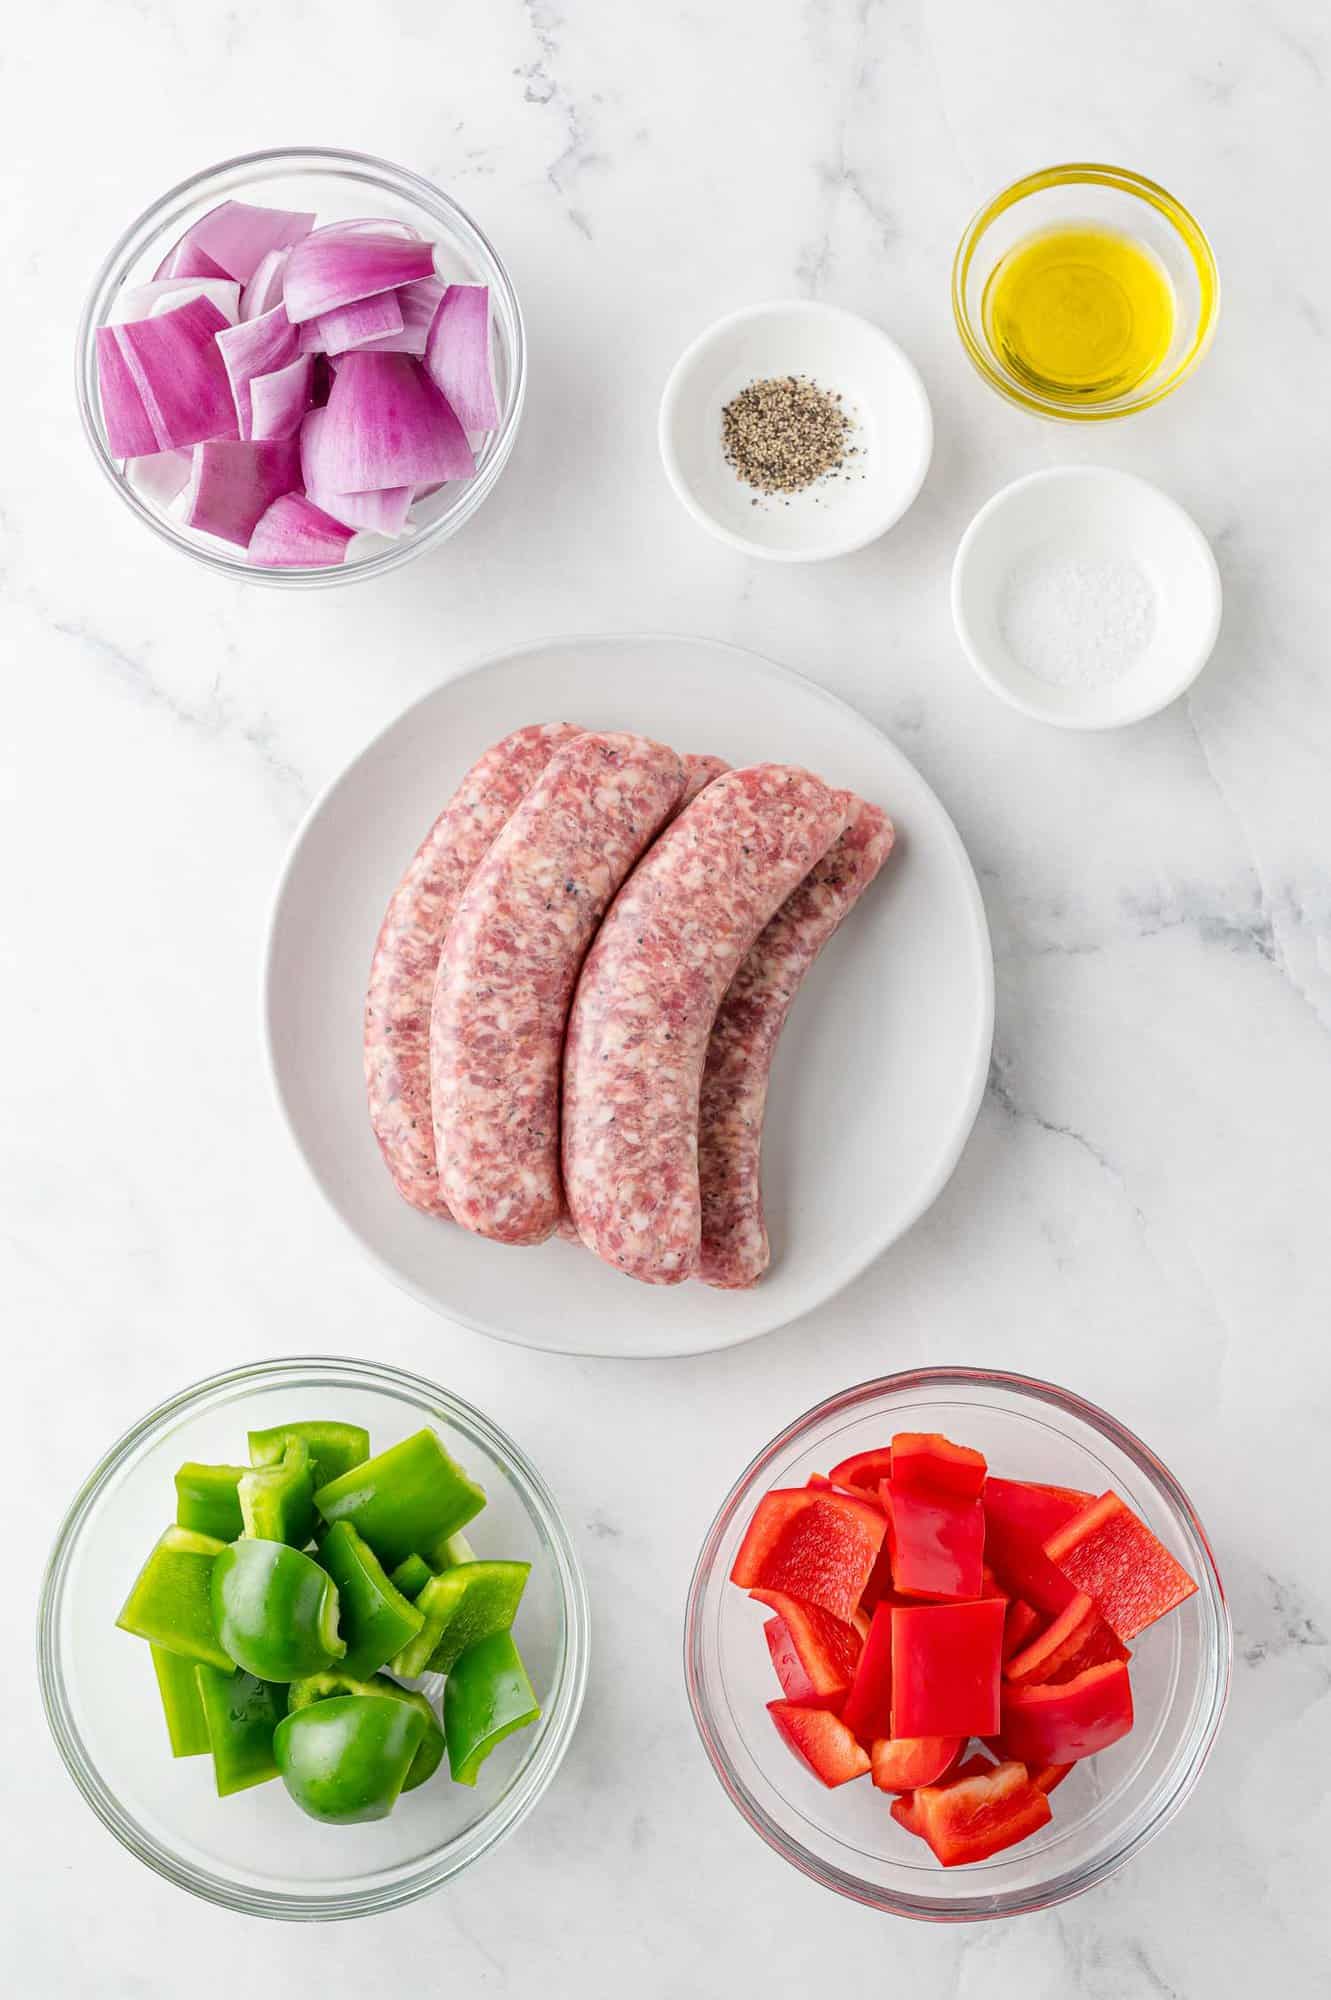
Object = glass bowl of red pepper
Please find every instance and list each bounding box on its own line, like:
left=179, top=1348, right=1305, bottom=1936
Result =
left=684, top=1366, right=1229, bottom=1921
left=37, top=1356, right=589, bottom=1919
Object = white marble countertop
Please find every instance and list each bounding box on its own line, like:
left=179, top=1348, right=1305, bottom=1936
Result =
left=5, top=0, right=1329, bottom=1991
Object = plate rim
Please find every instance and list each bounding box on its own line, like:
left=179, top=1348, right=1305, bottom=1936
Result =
left=261, top=630, right=995, bottom=1358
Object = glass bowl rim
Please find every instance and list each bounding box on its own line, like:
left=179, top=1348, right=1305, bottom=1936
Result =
left=37, top=1352, right=590, bottom=1921
left=950, top=161, right=1220, bottom=423
left=683, top=1363, right=1230, bottom=1921
left=75, top=145, right=527, bottom=588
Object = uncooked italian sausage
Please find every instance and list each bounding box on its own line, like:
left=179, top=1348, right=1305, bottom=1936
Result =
left=562, top=765, right=852, bottom=1285
left=679, top=752, right=730, bottom=808
left=430, top=731, right=687, bottom=1246
left=552, top=750, right=729, bottom=1249
left=364, top=722, right=585, bottom=1216
left=697, top=801, right=894, bottom=1289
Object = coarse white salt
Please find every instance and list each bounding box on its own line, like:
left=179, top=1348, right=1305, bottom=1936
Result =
left=999, top=547, right=1157, bottom=689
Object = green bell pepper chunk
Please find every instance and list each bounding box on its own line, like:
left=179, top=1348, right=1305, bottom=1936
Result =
left=388, top=1571, right=462, bottom=1678
left=424, top=1560, right=530, bottom=1675
left=443, top=1631, right=541, bottom=1787
left=314, top=1429, right=485, bottom=1569
left=390, top=1554, right=434, bottom=1600
left=117, top=1526, right=234, bottom=1671
left=195, top=1665, right=287, bottom=1796
left=238, top=1438, right=316, bottom=1547
left=247, top=1420, right=371, bottom=1490
left=430, top=1529, right=477, bottom=1569
left=174, top=1462, right=245, bottom=1542
left=150, top=1644, right=211, bottom=1757
left=288, top=1671, right=444, bottom=1791
left=274, top=1695, right=426, bottom=1824
left=317, top=1521, right=424, bottom=1678
left=211, top=1539, right=345, bottom=1681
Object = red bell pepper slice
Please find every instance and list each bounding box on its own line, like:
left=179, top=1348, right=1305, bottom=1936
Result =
left=763, top=1616, right=822, bottom=1705
left=998, top=1659, right=1134, bottom=1765
left=1002, top=1598, right=1043, bottom=1662
left=767, top=1701, right=870, bottom=1787
left=890, top=1751, right=997, bottom=1839
left=1032, top=1761, right=1075, bottom=1795
left=891, top=1598, right=1005, bottom=1738
left=806, top=1472, right=884, bottom=1510
left=1044, top=1614, right=1131, bottom=1684
left=731, top=1488, right=886, bottom=1622
left=881, top=1477, right=984, bottom=1601
left=1044, top=1490, right=1198, bottom=1642
left=827, top=1446, right=894, bottom=1495
left=857, top=1536, right=897, bottom=1617
left=1026, top=1480, right=1095, bottom=1509
left=914, top=1759, right=1052, bottom=1866
left=1006, top=1589, right=1131, bottom=1686
left=751, top=1588, right=861, bottom=1707
left=869, top=1733, right=963, bottom=1793
left=982, top=1476, right=1085, bottom=1616
left=890, top=1432, right=987, bottom=1499
left=838, top=1600, right=893, bottom=1742
left=1004, top=1590, right=1097, bottom=1684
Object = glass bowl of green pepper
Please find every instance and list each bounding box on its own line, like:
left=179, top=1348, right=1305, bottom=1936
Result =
left=37, top=1356, right=590, bottom=1920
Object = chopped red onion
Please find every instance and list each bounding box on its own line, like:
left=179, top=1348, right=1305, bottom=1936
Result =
left=283, top=229, right=435, bottom=324
left=315, top=291, right=405, bottom=355
left=111, top=296, right=238, bottom=451
left=152, top=236, right=230, bottom=283
left=247, top=493, right=355, bottom=566
left=249, top=354, right=315, bottom=441
left=299, top=408, right=412, bottom=533
left=216, top=304, right=299, bottom=438
left=114, top=278, right=242, bottom=326
left=318, top=352, right=473, bottom=490
left=127, top=448, right=193, bottom=508
left=241, top=248, right=290, bottom=321
left=105, top=206, right=499, bottom=564
left=180, top=438, right=302, bottom=545
left=424, top=285, right=499, bottom=431
left=188, top=201, right=316, bottom=282
left=352, top=276, right=447, bottom=354
left=95, top=325, right=160, bottom=457
left=310, top=481, right=413, bottom=536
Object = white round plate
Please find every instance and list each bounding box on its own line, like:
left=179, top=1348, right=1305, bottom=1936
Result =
left=263, top=635, right=993, bottom=1358
left=951, top=466, right=1222, bottom=730
left=659, top=302, right=933, bottom=562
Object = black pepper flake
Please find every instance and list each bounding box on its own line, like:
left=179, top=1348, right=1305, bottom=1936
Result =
left=721, top=373, right=854, bottom=497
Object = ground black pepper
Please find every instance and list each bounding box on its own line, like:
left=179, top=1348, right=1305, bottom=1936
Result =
left=721, top=374, right=856, bottom=496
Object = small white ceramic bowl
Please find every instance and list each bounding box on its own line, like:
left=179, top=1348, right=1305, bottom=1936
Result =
left=659, top=301, right=933, bottom=562
left=951, top=466, right=1222, bottom=729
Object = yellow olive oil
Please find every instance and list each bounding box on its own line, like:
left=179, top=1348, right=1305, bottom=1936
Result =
left=981, top=222, right=1175, bottom=403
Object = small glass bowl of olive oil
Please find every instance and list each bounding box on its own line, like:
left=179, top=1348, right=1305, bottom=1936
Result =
left=953, top=164, right=1218, bottom=421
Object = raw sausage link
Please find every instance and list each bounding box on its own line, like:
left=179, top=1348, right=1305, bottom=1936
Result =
left=364, top=722, right=585, bottom=1215
left=698, top=801, right=894, bottom=1289
left=679, top=752, right=730, bottom=809
left=431, top=732, right=687, bottom=1246
left=545, top=752, right=728, bottom=1248
left=562, top=765, right=852, bottom=1285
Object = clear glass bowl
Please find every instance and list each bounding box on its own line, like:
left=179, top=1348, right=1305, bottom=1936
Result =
left=38, top=1356, right=588, bottom=1920
left=685, top=1367, right=1229, bottom=1921
left=952, top=164, right=1219, bottom=422
left=76, top=147, right=525, bottom=586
